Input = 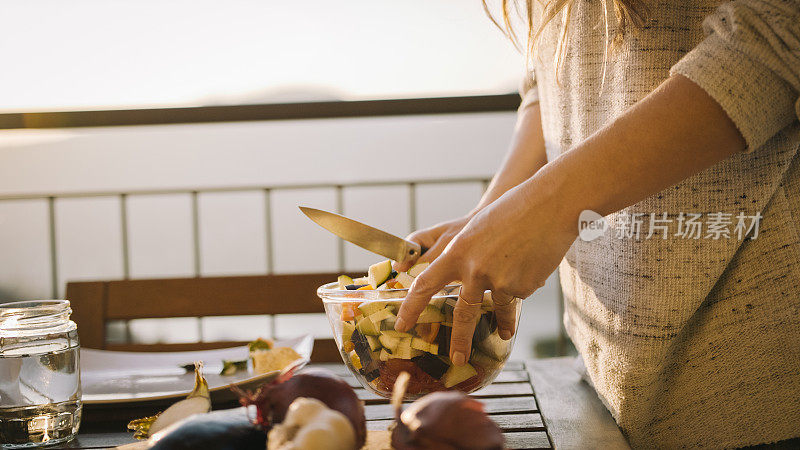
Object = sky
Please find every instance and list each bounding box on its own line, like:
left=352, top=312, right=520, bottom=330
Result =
left=0, top=0, right=524, bottom=112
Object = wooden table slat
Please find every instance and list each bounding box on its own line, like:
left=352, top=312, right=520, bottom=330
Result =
left=503, top=431, right=552, bottom=449
left=355, top=381, right=534, bottom=402
left=364, top=395, right=538, bottom=420
left=366, top=412, right=544, bottom=433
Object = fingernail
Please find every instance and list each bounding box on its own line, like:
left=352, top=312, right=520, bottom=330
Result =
left=394, top=317, right=407, bottom=332
left=500, top=330, right=512, bottom=340
left=452, top=351, right=466, bottom=366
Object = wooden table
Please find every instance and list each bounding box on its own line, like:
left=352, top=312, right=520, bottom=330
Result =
left=58, top=358, right=629, bottom=449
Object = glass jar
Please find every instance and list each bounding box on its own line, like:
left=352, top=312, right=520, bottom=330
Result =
left=0, top=300, right=81, bottom=448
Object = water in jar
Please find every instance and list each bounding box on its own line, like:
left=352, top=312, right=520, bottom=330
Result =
left=0, top=303, right=81, bottom=448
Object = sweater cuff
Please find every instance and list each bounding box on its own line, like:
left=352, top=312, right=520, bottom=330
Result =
left=670, top=33, right=798, bottom=153
left=518, top=72, right=539, bottom=112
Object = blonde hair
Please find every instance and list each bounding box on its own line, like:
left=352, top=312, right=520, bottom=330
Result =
left=483, top=0, right=648, bottom=84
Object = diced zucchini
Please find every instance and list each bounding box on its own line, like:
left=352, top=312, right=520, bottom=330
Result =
left=368, top=260, right=393, bottom=288
left=356, top=316, right=379, bottom=336
left=341, top=321, right=356, bottom=342
left=395, top=337, right=413, bottom=359
left=352, top=276, right=369, bottom=284
left=379, top=330, right=414, bottom=339
left=338, top=275, right=354, bottom=290
left=470, top=349, right=501, bottom=369
left=417, top=305, right=445, bottom=323
left=394, top=272, right=415, bottom=289
left=477, top=332, right=510, bottom=360
left=368, top=308, right=395, bottom=324
left=366, top=335, right=382, bottom=351
left=378, top=334, right=401, bottom=352
left=379, top=348, right=392, bottom=361
left=410, top=348, right=424, bottom=358
left=443, top=363, right=477, bottom=388
left=428, top=343, right=439, bottom=355
left=411, top=337, right=431, bottom=352
left=407, top=262, right=429, bottom=277
left=358, top=302, right=387, bottom=317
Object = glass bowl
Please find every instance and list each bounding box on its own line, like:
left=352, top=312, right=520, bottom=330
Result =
left=318, top=282, right=521, bottom=399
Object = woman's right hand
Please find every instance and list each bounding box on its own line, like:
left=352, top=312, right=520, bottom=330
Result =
left=393, top=215, right=473, bottom=273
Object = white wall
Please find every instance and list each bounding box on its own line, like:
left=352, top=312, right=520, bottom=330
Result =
left=0, top=111, right=560, bottom=359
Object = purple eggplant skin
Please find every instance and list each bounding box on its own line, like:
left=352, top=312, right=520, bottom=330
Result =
left=391, top=391, right=504, bottom=450
left=149, top=407, right=265, bottom=450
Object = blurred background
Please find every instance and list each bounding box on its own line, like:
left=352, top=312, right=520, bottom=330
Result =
left=0, top=0, right=564, bottom=360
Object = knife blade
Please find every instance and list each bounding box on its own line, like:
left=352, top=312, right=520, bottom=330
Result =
left=299, top=206, right=424, bottom=266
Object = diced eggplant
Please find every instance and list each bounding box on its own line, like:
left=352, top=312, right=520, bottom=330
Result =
left=360, top=367, right=380, bottom=382
left=412, top=353, right=449, bottom=379
left=350, top=329, right=373, bottom=364
left=470, top=349, right=502, bottom=369
left=379, top=348, right=392, bottom=361
left=346, top=284, right=368, bottom=290
left=435, top=325, right=452, bottom=356
left=443, top=363, right=478, bottom=388
left=368, top=260, right=393, bottom=288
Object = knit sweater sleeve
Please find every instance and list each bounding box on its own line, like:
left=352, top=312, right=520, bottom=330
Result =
left=670, top=0, right=800, bottom=152
left=518, top=70, right=539, bottom=112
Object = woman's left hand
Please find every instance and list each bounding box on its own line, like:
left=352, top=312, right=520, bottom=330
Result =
left=393, top=178, right=578, bottom=366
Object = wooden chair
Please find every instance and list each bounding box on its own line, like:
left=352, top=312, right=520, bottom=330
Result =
left=65, top=273, right=350, bottom=362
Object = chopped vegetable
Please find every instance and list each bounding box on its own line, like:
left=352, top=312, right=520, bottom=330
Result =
left=128, top=362, right=211, bottom=439
left=367, top=260, right=393, bottom=288
left=221, top=359, right=248, bottom=376
left=337, top=275, right=354, bottom=290
left=248, top=338, right=274, bottom=352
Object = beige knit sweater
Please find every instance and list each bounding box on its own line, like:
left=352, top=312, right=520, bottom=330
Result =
left=520, top=1, right=800, bottom=448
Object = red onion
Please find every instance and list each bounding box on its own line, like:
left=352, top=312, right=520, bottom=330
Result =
left=390, top=372, right=504, bottom=450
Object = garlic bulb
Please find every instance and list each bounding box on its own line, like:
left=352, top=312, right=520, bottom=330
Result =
left=267, top=397, right=356, bottom=450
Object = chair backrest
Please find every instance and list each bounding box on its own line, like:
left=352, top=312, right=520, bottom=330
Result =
left=65, top=272, right=348, bottom=362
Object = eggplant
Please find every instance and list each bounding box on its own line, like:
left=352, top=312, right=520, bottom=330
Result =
left=149, top=407, right=265, bottom=450
left=472, top=312, right=498, bottom=345
left=435, top=325, right=452, bottom=356
left=412, top=354, right=449, bottom=379
left=345, top=284, right=368, bottom=290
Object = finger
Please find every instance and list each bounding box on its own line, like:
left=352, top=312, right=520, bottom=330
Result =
left=449, top=282, right=485, bottom=366
left=395, top=258, right=456, bottom=332
left=393, top=229, right=440, bottom=272
left=491, top=291, right=518, bottom=340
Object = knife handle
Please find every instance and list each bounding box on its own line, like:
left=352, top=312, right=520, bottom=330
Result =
left=400, top=241, right=428, bottom=267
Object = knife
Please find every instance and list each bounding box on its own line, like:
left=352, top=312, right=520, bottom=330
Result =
left=299, top=206, right=426, bottom=266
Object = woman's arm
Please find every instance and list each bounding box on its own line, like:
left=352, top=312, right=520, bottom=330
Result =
left=473, top=102, right=548, bottom=214
left=394, top=101, right=548, bottom=271
left=395, top=74, right=746, bottom=365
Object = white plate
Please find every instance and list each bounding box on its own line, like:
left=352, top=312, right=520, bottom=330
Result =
left=80, top=334, right=313, bottom=405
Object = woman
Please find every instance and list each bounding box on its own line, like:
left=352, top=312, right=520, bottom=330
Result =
left=393, top=0, right=800, bottom=447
